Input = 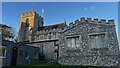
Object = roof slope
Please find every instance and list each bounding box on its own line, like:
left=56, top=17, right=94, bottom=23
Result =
left=38, top=23, right=66, bottom=31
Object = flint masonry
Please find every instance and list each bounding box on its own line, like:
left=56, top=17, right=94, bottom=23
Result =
left=59, top=18, right=119, bottom=66
left=17, top=10, right=119, bottom=66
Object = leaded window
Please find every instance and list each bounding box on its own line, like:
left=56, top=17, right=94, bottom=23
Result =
left=66, top=36, right=80, bottom=48
left=89, top=34, right=105, bottom=48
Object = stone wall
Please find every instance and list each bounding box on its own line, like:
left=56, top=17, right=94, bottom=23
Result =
left=34, top=28, right=62, bottom=41
left=42, top=42, right=57, bottom=61
left=1, top=40, right=40, bottom=67
left=26, top=40, right=59, bottom=61
left=16, top=43, right=40, bottom=66
left=59, top=17, right=119, bottom=66
left=1, top=40, right=14, bottom=67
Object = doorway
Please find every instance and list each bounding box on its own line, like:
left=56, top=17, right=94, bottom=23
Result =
left=11, top=47, right=18, bottom=66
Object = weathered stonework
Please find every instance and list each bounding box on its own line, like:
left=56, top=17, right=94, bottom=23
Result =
left=59, top=17, right=119, bottom=66
left=1, top=40, right=40, bottom=67
left=17, top=10, right=119, bottom=66
left=18, top=10, right=44, bottom=42
left=18, top=10, right=66, bottom=61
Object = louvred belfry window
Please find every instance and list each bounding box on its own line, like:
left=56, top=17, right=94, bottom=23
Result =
left=26, top=19, right=29, bottom=27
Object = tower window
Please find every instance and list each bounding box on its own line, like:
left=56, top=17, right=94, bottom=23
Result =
left=38, top=21, right=41, bottom=27
left=26, top=18, right=29, bottom=27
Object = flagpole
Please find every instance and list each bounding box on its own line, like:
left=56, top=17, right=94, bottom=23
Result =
left=32, top=2, right=34, bottom=11
left=42, top=8, right=44, bottom=18
left=42, top=12, right=43, bottom=18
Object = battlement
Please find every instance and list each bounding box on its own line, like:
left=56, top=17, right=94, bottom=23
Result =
left=36, top=28, right=63, bottom=34
left=21, top=11, right=42, bottom=18
left=68, top=17, right=115, bottom=27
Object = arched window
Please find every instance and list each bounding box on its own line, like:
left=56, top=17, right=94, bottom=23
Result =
left=26, top=18, right=29, bottom=27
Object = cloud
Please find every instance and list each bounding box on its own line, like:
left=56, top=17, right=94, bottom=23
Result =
left=90, top=6, right=96, bottom=10
left=84, top=6, right=96, bottom=11
left=84, top=8, right=88, bottom=10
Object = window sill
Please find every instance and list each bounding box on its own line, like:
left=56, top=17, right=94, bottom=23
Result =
left=91, top=47, right=108, bottom=50
left=66, top=49, right=81, bottom=52
left=0, top=56, right=6, bottom=59
left=25, top=57, right=29, bottom=59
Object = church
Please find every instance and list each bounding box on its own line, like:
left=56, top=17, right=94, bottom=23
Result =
left=18, top=10, right=66, bottom=61
left=17, top=9, right=120, bottom=66
left=1, top=9, right=119, bottom=67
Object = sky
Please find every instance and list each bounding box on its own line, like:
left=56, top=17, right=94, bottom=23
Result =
left=2, top=2, right=119, bottom=44
left=1, top=0, right=120, bottom=2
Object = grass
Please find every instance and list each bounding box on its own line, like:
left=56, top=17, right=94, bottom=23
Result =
left=30, top=62, right=61, bottom=66
left=2, top=62, right=119, bottom=68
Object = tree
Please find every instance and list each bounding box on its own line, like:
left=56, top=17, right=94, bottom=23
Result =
left=0, top=24, right=15, bottom=41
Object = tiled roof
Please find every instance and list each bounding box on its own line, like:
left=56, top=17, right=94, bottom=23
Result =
left=38, top=23, right=66, bottom=31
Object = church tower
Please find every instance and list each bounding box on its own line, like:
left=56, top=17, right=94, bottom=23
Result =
left=18, top=10, right=44, bottom=42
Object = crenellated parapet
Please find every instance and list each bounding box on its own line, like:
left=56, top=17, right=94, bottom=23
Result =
left=36, top=28, right=63, bottom=35
left=59, top=17, right=119, bottom=66
left=21, top=11, right=42, bottom=19
left=68, top=17, right=115, bottom=27
left=21, top=12, right=34, bottom=17
left=63, top=17, right=116, bottom=32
